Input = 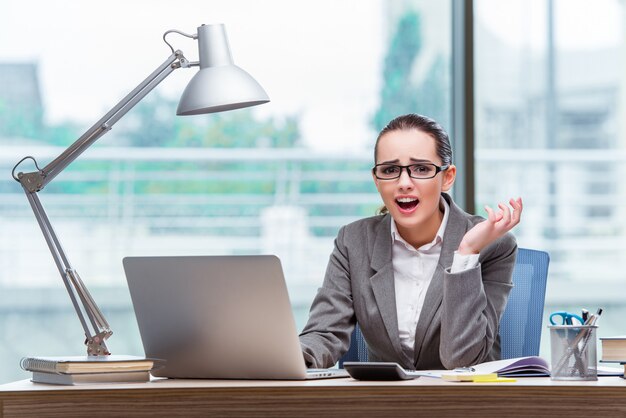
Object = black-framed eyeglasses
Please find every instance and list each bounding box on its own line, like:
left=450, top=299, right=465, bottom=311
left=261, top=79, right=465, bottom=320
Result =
left=372, top=163, right=449, bottom=180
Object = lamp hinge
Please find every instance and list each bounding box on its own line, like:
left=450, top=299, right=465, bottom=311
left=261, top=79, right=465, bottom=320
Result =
left=17, top=171, right=46, bottom=193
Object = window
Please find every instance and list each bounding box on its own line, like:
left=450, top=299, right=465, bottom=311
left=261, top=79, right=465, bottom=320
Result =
left=475, top=0, right=625, bottom=357
left=0, top=0, right=451, bottom=383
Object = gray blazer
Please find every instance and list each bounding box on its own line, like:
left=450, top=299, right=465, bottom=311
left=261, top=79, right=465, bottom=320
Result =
left=299, top=193, right=517, bottom=370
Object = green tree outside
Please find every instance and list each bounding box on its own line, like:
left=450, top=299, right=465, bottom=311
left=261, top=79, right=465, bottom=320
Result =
left=372, top=10, right=449, bottom=133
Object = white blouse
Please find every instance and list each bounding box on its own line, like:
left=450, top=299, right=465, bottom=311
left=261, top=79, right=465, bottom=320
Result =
left=391, top=197, right=480, bottom=358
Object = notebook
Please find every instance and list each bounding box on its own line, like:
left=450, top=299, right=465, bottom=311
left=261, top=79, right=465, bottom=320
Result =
left=30, top=370, right=150, bottom=385
left=123, top=255, right=348, bottom=380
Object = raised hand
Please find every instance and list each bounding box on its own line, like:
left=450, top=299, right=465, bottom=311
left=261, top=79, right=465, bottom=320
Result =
left=457, top=197, right=523, bottom=255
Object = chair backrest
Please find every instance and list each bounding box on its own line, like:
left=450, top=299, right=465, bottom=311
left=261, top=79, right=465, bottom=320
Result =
left=499, top=248, right=550, bottom=359
left=339, top=247, right=550, bottom=367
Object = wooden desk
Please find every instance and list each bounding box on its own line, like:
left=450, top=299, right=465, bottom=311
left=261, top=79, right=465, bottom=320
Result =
left=1, top=376, right=625, bottom=417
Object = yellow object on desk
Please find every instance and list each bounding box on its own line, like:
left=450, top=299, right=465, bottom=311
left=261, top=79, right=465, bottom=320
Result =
left=441, top=373, right=516, bottom=383
left=441, top=373, right=496, bottom=382
left=473, top=376, right=517, bottom=383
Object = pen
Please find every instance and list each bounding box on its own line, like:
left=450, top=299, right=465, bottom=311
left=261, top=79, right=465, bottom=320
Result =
left=593, top=308, right=603, bottom=323
left=574, top=308, right=603, bottom=377
left=581, top=309, right=589, bottom=323
left=473, top=377, right=517, bottom=383
left=452, top=366, right=475, bottom=373
left=583, top=308, right=602, bottom=326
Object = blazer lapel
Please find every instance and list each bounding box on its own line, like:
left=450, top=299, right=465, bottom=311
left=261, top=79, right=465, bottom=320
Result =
left=412, top=194, right=470, bottom=362
left=369, top=215, right=405, bottom=359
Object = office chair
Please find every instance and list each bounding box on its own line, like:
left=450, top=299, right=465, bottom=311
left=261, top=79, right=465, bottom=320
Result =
left=339, top=247, right=550, bottom=367
left=498, top=248, right=550, bottom=359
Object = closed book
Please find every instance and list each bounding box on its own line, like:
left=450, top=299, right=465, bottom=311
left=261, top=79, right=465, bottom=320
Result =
left=31, top=370, right=150, bottom=385
left=600, top=335, right=626, bottom=362
left=21, top=355, right=154, bottom=374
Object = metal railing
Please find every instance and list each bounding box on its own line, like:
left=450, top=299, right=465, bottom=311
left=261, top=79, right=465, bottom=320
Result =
left=2, top=144, right=626, bottom=289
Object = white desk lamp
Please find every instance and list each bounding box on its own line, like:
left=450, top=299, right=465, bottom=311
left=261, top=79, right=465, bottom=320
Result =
left=11, top=23, right=269, bottom=356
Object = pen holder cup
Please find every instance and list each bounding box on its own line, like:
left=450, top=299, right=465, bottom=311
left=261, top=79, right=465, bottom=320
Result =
left=549, top=325, right=598, bottom=381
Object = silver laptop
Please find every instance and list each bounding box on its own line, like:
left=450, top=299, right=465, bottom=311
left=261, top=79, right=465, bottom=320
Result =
left=123, top=255, right=348, bottom=380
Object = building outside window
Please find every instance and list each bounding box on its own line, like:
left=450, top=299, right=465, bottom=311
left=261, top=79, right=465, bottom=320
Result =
left=475, top=0, right=626, bottom=355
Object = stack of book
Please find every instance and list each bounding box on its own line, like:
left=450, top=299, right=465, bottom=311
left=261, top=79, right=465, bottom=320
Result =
left=20, top=355, right=155, bottom=385
left=599, top=335, right=626, bottom=378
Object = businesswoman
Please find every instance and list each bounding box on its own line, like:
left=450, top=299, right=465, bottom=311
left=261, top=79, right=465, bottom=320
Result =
left=299, top=113, right=522, bottom=370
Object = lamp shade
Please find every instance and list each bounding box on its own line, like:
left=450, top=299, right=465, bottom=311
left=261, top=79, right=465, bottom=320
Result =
left=177, top=24, right=269, bottom=115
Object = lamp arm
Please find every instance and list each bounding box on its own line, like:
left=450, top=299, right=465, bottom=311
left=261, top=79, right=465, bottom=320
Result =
left=14, top=49, right=190, bottom=355
left=18, top=50, right=189, bottom=192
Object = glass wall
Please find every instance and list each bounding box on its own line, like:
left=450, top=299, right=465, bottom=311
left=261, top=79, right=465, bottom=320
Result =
left=474, top=0, right=625, bottom=358
left=0, top=0, right=452, bottom=383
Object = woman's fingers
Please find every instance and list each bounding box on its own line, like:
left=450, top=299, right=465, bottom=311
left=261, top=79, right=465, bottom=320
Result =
left=493, top=197, right=523, bottom=232
left=508, top=197, right=523, bottom=226
left=484, top=205, right=495, bottom=222
left=498, top=203, right=511, bottom=226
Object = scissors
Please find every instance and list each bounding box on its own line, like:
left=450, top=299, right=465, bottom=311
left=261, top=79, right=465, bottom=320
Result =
left=549, top=311, right=585, bottom=325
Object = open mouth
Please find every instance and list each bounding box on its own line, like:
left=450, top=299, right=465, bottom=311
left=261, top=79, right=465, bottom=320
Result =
left=396, top=197, right=419, bottom=211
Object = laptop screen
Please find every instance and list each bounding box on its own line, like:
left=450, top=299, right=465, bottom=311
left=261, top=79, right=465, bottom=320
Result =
left=123, top=255, right=311, bottom=379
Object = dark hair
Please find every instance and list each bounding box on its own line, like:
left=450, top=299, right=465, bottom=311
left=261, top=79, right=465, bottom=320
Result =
left=374, top=114, right=453, bottom=215
left=374, top=113, right=452, bottom=166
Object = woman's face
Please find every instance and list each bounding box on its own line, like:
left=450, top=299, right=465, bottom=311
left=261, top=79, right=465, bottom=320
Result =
left=373, top=129, right=456, bottom=239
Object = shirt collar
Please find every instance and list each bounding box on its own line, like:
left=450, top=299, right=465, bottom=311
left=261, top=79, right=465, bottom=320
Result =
left=390, top=196, right=450, bottom=251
